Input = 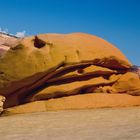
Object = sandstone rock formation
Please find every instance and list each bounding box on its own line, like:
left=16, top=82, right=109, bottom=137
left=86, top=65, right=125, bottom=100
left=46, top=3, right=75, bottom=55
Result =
left=3, top=93, right=140, bottom=116
left=0, top=32, right=139, bottom=115
left=0, top=95, right=5, bottom=114
left=0, top=32, right=19, bottom=55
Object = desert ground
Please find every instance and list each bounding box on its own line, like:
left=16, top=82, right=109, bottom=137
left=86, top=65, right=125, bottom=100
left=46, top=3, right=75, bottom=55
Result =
left=0, top=107, right=140, bottom=140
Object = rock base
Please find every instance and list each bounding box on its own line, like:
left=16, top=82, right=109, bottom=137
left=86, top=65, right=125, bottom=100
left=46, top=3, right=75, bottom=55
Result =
left=2, top=93, right=140, bottom=116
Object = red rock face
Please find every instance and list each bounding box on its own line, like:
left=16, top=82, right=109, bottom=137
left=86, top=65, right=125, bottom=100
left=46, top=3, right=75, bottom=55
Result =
left=0, top=32, right=19, bottom=53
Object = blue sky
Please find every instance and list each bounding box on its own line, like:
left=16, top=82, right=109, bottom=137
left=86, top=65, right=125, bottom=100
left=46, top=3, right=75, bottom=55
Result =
left=0, top=0, right=140, bottom=65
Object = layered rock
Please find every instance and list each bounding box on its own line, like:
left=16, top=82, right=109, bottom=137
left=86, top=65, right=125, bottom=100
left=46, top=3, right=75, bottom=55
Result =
left=3, top=93, right=140, bottom=116
left=0, top=32, right=19, bottom=55
left=0, top=32, right=140, bottom=114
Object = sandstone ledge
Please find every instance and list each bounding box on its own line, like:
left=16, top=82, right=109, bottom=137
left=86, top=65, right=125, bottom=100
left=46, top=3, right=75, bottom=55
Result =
left=2, top=93, right=140, bottom=116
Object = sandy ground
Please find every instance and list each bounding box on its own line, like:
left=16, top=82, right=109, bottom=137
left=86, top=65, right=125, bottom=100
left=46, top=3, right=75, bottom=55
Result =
left=0, top=107, right=140, bottom=140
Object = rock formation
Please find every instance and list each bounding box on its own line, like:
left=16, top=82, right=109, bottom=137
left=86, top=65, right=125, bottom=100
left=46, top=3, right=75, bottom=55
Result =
left=0, top=95, right=5, bottom=114
left=0, top=32, right=19, bottom=54
left=0, top=32, right=140, bottom=115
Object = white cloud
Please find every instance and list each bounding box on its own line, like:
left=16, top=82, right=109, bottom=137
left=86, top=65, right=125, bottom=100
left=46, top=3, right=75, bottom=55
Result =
left=15, top=31, right=26, bottom=38
left=0, top=27, right=26, bottom=38
left=0, top=27, right=8, bottom=33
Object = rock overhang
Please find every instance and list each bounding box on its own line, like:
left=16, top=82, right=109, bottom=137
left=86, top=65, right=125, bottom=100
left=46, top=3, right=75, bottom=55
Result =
left=0, top=32, right=140, bottom=115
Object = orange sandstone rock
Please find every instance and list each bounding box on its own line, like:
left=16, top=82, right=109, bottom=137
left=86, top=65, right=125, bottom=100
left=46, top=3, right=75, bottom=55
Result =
left=3, top=93, right=140, bottom=116
left=112, top=72, right=140, bottom=95
left=0, top=32, right=139, bottom=113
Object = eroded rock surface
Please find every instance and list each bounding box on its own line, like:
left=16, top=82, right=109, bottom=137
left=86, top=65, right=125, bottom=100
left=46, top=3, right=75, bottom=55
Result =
left=3, top=93, right=140, bottom=116
left=0, top=32, right=139, bottom=114
left=0, top=96, right=5, bottom=114
left=0, top=32, right=19, bottom=55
